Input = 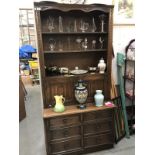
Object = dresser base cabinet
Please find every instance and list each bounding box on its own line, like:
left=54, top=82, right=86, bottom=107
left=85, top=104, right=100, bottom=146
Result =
left=44, top=105, right=115, bottom=155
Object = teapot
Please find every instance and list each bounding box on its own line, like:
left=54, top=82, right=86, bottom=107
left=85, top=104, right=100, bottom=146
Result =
left=53, top=95, right=65, bottom=113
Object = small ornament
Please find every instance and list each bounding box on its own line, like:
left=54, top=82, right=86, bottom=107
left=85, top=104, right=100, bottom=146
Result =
left=98, top=58, right=106, bottom=74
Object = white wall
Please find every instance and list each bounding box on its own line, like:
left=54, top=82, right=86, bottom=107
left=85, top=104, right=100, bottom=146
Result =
left=19, top=0, right=135, bottom=83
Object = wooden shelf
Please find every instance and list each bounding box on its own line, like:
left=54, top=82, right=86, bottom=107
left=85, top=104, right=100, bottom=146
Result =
left=42, top=32, right=108, bottom=35
left=45, top=72, right=106, bottom=80
left=43, top=103, right=116, bottom=118
left=44, top=49, right=107, bottom=54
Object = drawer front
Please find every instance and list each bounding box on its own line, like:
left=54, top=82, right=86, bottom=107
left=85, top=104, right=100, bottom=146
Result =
left=83, top=121, right=112, bottom=135
left=48, top=114, right=81, bottom=128
left=84, top=133, right=113, bottom=148
left=83, top=109, right=113, bottom=122
left=48, top=126, right=81, bottom=141
left=49, top=138, right=81, bottom=154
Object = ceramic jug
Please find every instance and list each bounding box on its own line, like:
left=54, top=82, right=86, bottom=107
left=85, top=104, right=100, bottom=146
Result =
left=53, top=95, right=65, bottom=112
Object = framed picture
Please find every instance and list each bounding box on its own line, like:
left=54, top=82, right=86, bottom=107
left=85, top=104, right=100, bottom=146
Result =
left=113, top=0, right=135, bottom=25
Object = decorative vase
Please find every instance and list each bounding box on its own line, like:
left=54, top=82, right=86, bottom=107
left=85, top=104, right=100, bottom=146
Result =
left=94, top=90, right=104, bottom=107
left=98, top=58, right=106, bottom=74
left=75, top=80, right=88, bottom=109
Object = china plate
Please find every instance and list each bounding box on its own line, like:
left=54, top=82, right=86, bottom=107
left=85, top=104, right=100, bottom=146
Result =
left=70, top=69, right=88, bottom=75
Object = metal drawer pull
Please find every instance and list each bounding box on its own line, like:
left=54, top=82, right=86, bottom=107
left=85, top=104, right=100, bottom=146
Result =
left=63, top=118, right=68, bottom=123
left=63, top=130, right=69, bottom=136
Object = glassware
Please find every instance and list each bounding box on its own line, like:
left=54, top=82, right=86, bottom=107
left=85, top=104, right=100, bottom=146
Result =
left=99, top=37, right=104, bottom=49
left=58, top=40, right=63, bottom=51
left=92, top=17, right=96, bottom=32
left=76, top=38, right=83, bottom=49
left=47, top=16, right=55, bottom=32
left=99, top=14, right=105, bottom=32
left=79, top=20, right=89, bottom=32
left=59, top=16, right=63, bottom=32
left=82, top=38, right=88, bottom=50
left=92, top=40, right=96, bottom=49
left=49, top=38, right=56, bottom=51
left=74, top=20, right=77, bottom=32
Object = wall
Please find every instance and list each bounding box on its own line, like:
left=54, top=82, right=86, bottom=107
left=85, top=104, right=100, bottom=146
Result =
left=19, top=0, right=135, bottom=83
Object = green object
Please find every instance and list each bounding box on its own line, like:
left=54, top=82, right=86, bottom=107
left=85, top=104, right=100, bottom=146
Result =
left=117, top=53, right=130, bottom=138
left=53, top=95, right=65, bottom=113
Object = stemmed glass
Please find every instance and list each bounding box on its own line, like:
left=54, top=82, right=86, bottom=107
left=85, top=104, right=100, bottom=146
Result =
left=92, top=17, right=97, bottom=32
left=79, top=20, right=89, bottom=32
left=92, top=40, right=96, bottom=49
left=99, top=14, right=105, bottom=32
left=99, top=37, right=104, bottom=49
left=47, top=16, right=55, bottom=32
left=76, top=38, right=83, bottom=50
left=49, top=38, right=56, bottom=51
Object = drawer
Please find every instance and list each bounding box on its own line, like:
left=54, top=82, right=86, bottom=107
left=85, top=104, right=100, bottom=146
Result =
left=83, top=121, right=112, bottom=136
left=49, top=138, right=81, bottom=154
left=83, top=109, right=113, bottom=122
left=47, top=126, right=81, bottom=141
left=48, top=114, right=81, bottom=128
left=84, top=133, right=113, bottom=148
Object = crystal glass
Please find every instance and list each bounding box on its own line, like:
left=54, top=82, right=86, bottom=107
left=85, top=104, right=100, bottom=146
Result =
left=92, top=17, right=96, bottom=32
left=49, top=38, right=56, bottom=51
left=82, top=38, right=88, bottom=50
left=79, top=20, right=89, bottom=32
left=99, top=37, right=104, bottom=49
left=74, top=20, right=77, bottom=32
left=92, top=40, right=96, bottom=49
left=59, top=16, right=63, bottom=32
left=99, top=14, right=105, bottom=32
left=47, top=16, right=55, bottom=32
left=76, top=38, right=83, bottom=49
left=58, top=40, right=63, bottom=51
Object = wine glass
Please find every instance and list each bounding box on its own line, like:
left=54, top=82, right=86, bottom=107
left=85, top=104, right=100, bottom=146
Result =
left=99, top=14, right=105, bottom=32
left=79, top=20, right=89, bottom=32
left=92, top=40, right=96, bottom=49
left=76, top=38, right=83, bottom=49
left=99, top=37, right=104, bottom=49
left=49, top=38, right=56, bottom=51
left=92, top=17, right=96, bottom=32
left=47, top=16, right=55, bottom=32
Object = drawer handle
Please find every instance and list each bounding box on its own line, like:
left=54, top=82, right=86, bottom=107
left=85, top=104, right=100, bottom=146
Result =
left=63, top=130, right=69, bottom=136
left=63, top=118, right=68, bottom=124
